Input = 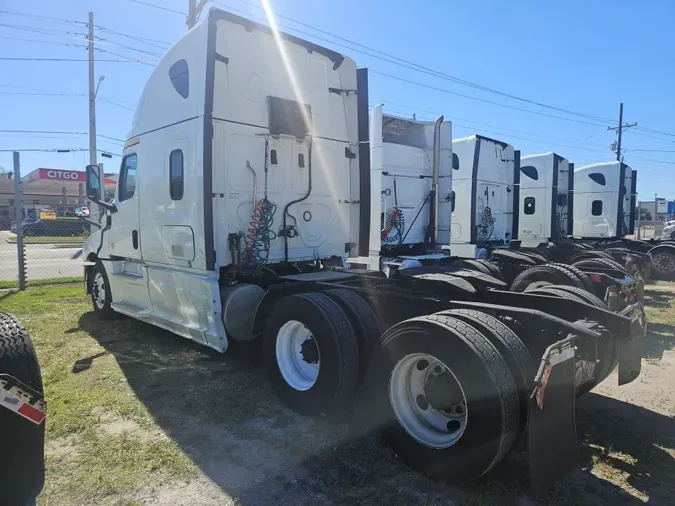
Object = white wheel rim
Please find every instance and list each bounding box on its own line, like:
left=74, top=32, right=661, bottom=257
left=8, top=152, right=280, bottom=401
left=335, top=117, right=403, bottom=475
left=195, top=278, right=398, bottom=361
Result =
left=652, top=252, right=675, bottom=273
left=526, top=280, right=554, bottom=290
left=276, top=320, right=320, bottom=391
left=389, top=353, right=468, bottom=449
left=93, top=272, right=106, bottom=309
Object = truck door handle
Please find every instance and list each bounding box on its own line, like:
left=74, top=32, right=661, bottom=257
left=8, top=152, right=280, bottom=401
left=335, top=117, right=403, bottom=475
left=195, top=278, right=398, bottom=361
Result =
left=132, top=230, right=139, bottom=250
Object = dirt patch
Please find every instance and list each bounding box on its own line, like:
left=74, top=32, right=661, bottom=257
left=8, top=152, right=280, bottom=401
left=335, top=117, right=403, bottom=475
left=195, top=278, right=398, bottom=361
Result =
left=136, top=479, right=237, bottom=506
left=3, top=282, right=673, bottom=505
left=46, top=436, right=79, bottom=459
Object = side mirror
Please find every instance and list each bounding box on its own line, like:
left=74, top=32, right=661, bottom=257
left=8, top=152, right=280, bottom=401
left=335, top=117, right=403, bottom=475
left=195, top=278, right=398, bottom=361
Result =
left=85, top=164, right=116, bottom=213
left=86, top=165, right=101, bottom=200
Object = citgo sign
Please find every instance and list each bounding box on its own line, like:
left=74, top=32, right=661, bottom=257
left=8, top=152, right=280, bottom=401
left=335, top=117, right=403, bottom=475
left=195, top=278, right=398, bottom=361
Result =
left=45, top=170, right=81, bottom=180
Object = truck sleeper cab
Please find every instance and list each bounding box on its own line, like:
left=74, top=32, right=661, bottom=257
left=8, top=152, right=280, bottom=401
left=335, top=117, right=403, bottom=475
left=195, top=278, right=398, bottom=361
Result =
left=518, top=152, right=573, bottom=247
left=82, top=7, right=646, bottom=492
left=573, top=161, right=635, bottom=240
left=451, top=135, right=519, bottom=259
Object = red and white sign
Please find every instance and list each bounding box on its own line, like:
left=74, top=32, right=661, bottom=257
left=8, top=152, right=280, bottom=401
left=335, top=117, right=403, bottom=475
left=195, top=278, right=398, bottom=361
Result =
left=0, top=378, right=46, bottom=425
left=22, top=168, right=117, bottom=186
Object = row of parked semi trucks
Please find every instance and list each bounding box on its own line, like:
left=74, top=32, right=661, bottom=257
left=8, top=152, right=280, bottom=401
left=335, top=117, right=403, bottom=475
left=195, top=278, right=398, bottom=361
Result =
left=73, top=8, right=659, bottom=494
left=369, top=104, right=668, bottom=278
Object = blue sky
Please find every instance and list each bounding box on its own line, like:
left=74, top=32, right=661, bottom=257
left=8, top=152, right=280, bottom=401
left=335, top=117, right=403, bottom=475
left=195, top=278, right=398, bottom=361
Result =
left=1, top=0, right=674, bottom=199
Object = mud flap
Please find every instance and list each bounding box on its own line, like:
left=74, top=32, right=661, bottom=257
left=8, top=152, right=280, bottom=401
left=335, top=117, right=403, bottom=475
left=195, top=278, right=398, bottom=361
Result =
left=618, top=302, right=645, bottom=386
left=528, top=337, right=577, bottom=495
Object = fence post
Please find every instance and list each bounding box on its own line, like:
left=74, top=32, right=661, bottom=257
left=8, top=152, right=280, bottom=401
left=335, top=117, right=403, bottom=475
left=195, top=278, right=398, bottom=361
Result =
left=13, top=152, right=26, bottom=290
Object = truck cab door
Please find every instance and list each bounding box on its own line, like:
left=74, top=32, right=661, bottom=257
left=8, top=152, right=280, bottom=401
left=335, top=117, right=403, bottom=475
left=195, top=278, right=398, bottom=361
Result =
left=109, top=153, right=142, bottom=260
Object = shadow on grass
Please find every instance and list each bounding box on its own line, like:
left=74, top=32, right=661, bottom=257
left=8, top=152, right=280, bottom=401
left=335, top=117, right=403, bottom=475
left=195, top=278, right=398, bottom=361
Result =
left=644, top=290, right=673, bottom=309
left=643, top=322, right=675, bottom=360
left=76, top=312, right=674, bottom=505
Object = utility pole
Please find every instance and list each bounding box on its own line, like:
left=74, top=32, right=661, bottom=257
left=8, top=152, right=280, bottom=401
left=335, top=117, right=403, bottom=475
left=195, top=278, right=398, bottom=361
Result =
left=88, top=11, right=97, bottom=168
left=187, top=0, right=208, bottom=29
left=608, top=103, right=637, bottom=162
left=13, top=152, right=25, bottom=290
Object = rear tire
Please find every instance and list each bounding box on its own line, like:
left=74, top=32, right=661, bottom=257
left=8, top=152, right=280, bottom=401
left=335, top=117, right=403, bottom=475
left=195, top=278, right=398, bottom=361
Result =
left=263, top=292, right=359, bottom=416
left=548, top=263, right=596, bottom=296
left=510, top=264, right=587, bottom=292
left=0, top=314, right=44, bottom=505
left=572, top=258, right=628, bottom=274
left=366, top=314, right=519, bottom=481
left=474, top=259, right=504, bottom=281
left=91, top=261, right=116, bottom=320
left=649, top=247, right=675, bottom=280
left=517, top=251, right=548, bottom=264
left=323, top=289, right=381, bottom=383
left=438, top=309, right=532, bottom=441
left=530, top=285, right=606, bottom=308
left=450, top=259, right=493, bottom=276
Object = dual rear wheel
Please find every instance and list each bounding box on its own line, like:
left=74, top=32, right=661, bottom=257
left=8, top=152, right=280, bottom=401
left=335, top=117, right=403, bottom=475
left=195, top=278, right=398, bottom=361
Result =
left=264, top=291, right=530, bottom=482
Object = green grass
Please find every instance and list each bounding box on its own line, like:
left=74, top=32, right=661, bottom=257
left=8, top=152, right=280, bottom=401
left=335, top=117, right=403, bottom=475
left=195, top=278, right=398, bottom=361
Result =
left=0, top=276, right=83, bottom=289
left=0, top=283, right=673, bottom=505
left=0, top=286, right=198, bottom=505
left=7, top=233, right=85, bottom=244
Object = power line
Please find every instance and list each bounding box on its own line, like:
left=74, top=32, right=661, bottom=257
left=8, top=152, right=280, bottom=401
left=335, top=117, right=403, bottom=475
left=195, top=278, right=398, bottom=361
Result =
left=626, top=149, right=675, bottom=153
left=0, top=148, right=122, bottom=156
left=0, top=35, right=87, bottom=48
left=221, top=0, right=675, bottom=138
left=127, top=0, right=186, bottom=15
left=633, top=125, right=675, bottom=138
left=95, top=36, right=163, bottom=57
left=0, top=130, right=125, bottom=143
left=98, top=97, right=135, bottom=111
left=0, top=91, right=85, bottom=97
left=371, top=71, right=609, bottom=127
left=631, top=157, right=675, bottom=165
left=97, top=26, right=171, bottom=50
left=0, top=9, right=86, bottom=27
left=0, top=57, right=155, bottom=63
left=373, top=96, right=609, bottom=149
left=0, top=129, right=87, bottom=135
left=219, top=0, right=618, bottom=125
left=95, top=48, right=157, bottom=66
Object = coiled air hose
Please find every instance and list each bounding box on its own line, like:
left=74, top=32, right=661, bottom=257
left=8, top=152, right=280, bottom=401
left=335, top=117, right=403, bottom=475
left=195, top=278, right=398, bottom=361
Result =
left=382, top=208, right=406, bottom=243
left=476, top=206, right=494, bottom=242
left=241, top=198, right=277, bottom=276
left=241, top=138, right=278, bottom=276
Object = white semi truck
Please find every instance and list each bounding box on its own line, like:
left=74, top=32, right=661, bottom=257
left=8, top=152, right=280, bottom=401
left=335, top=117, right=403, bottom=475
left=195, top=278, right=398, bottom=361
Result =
left=518, top=153, right=573, bottom=248
left=82, top=8, right=646, bottom=490
left=573, top=161, right=635, bottom=240
left=450, top=135, right=518, bottom=259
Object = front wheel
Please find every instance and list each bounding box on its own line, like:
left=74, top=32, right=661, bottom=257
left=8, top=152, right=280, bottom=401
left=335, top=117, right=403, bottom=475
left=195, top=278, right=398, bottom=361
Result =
left=91, top=261, right=116, bottom=320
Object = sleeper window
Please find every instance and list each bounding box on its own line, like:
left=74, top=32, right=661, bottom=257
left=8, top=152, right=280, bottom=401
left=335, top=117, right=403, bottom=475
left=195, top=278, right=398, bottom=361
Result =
left=592, top=200, right=603, bottom=216
left=520, top=165, right=539, bottom=180
left=119, top=154, right=137, bottom=202
left=169, top=149, right=184, bottom=200
left=524, top=197, right=536, bottom=215
left=588, top=173, right=606, bottom=186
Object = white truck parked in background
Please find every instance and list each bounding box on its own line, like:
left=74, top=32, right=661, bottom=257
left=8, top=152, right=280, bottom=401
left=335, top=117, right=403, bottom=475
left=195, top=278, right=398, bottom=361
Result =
left=573, top=161, right=636, bottom=240
left=82, top=7, right=646, bottom=491
left=450, top=135, right=519, bottom=258
left=518, top=153, right=573, bottom=247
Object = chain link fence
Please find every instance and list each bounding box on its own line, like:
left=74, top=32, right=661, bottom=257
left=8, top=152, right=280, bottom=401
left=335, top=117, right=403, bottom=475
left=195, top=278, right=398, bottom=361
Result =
left=1, top=166, right=86, bottom=289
